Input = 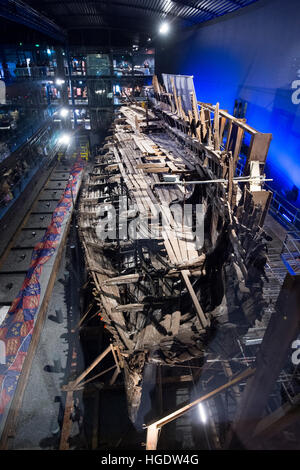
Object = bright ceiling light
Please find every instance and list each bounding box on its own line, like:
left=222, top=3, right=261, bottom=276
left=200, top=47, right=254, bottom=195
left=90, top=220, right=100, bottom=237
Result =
left=60, top=108, right=69, bottom=118
left=61, top=108, right=69, bottom=117
left=159, top=22, right=169, bottom=34
left=198, top=403, right=207, bottom=424
left=58, top=134, right=71, bottom=145
left=55, top=78, right=65, bottom=85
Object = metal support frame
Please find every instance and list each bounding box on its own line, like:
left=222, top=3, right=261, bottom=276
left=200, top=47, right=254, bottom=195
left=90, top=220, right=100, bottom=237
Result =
left=26, top=0, right=191, bottom=21
left=227, top=273, right=300, bottom=448
left=0, top=0, right=66, bottom=42
left=145, top=368, right=254, bottom=450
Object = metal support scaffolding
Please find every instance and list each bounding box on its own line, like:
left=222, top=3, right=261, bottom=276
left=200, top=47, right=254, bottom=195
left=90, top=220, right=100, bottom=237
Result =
left=145, top=368, right=255, bottom=450
left=227, top=273, right=300, bottom=448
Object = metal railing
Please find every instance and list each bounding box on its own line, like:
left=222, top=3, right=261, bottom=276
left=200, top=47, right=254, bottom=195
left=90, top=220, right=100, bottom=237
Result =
left=264, top=182, right=300, bottom=232
left=0, top=139, right=60, bottom=220
left=235, top=153, right=300, bottom=274
left=0, top=110, right=56, bottom=161
left=281, top=232, right=300, bottom=275
left=1, top=66, right=57, bottom=81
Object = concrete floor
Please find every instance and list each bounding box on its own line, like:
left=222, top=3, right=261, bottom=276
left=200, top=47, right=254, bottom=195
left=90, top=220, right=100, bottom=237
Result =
left=0, top=158, right=85, bottom=449
left=10, top=246, right=64, bottom=448
left=8, top=229, right=85, bottom=449
left=264, top=213, right=289, bottom=243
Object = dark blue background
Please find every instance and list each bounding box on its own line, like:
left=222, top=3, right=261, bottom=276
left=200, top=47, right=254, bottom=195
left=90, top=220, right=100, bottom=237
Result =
left=156, top=0, right=300, bottom=207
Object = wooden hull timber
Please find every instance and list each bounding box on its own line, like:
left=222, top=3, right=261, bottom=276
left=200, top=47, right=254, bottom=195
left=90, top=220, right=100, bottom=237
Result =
left=78, top=75, right=273, bottom=422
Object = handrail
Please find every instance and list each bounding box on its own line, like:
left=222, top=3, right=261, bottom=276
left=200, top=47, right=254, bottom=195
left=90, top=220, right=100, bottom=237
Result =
left=0, top=141, right=60, bottom=218
left=263, top=182, right=300, bottom=231
left=281, top=233, right=300, bottom=275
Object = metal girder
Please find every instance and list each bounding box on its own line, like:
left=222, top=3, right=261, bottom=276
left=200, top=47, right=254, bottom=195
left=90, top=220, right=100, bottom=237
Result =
left=227, top=273, right=300, bottom=448
left=52, top=10, right=188, bottom=22
left=227, top=0, right=244, bottom=6
left=0, top=0, right=67, bottom=42
left=21, top=0, right=259, bottom=32
left=26, top=0, right=194, bottom=22
left=66, top=22, right=153, bottom=33
left=171, top=0, right=255, bottom=18
left=170, top=0, right=219, bottom=17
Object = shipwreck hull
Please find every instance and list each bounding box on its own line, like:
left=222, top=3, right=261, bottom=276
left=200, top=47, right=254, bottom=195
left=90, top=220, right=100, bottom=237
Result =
left=78, top=76, right=272, bottom=422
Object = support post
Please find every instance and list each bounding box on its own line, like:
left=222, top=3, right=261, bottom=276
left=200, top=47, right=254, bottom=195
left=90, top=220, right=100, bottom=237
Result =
left=146, top=424, right=160, bottom=451
left=227, top=273, right=300, bottom=448
left=70, top=345, right=111, bottom=389
left=59, top=391, right=74, bottom=450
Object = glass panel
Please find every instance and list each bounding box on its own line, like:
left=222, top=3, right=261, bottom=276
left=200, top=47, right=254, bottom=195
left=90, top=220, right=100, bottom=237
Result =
left=113, top=52, right=133, bottom=76
left=86, top=54, right=111, bottom=76
left=133, top=49, right=155, bottom=76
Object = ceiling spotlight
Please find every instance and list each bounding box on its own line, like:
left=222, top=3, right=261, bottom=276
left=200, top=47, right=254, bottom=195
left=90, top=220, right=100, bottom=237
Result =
left=60, top=108, right=69, bottom=118
left=58, top=134, right=71, bottom=145
left=159, top=22, right=169, bottom=35
left=55, top=78, right=65, bottom=85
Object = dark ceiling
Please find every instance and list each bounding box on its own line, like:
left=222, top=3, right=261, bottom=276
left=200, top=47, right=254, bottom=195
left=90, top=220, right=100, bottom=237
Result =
left=24, top=0, right=260, bottom=30
left=1, top=0, right=260, bottom=46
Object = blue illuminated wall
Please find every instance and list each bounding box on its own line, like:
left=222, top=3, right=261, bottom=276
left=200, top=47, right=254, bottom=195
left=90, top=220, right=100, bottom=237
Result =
left=156, top=0, right=300, bottom=206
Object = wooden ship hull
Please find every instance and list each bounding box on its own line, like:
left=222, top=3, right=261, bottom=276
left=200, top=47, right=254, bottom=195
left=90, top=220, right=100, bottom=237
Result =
left=78, top=75, right=273, bottom=422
